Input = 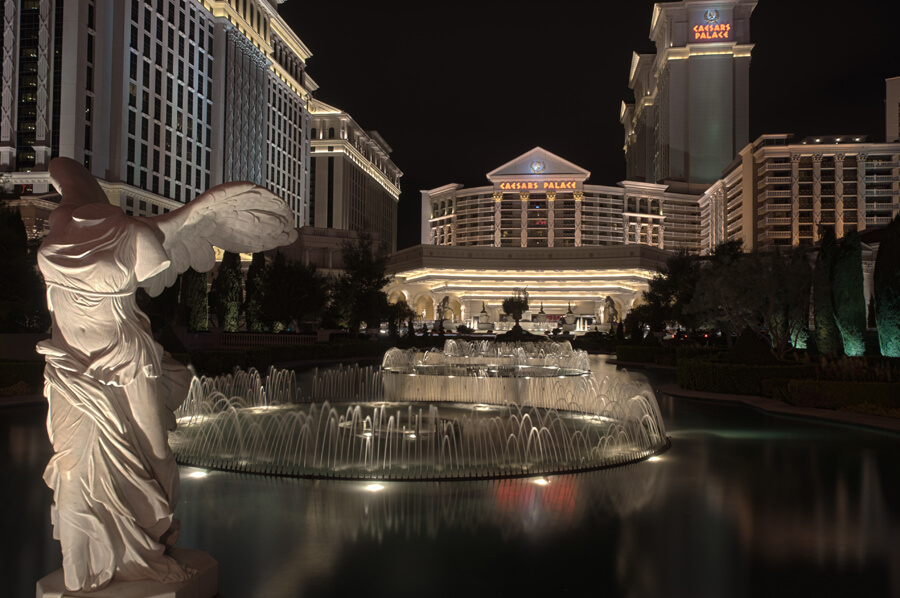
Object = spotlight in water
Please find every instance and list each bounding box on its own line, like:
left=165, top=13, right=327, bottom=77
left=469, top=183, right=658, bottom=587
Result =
left=188, top=470, right=208, bottom=478
left=365, top=484, right=384, bottom=492
left=648, top=456, right=661, bottom=462
left=534, top=477, right=550, bottom=486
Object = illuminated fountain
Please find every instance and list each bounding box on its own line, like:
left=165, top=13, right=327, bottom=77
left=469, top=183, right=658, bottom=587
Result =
left=170, top=341, right=668, bottom=480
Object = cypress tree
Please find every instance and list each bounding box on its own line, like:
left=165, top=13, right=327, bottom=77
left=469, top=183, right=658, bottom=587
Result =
left=874, top=215, right=900, bottom=356
left=181, top=267, right=209, bottom=332
left=813, top=228, right=843, bottom=355
left=244, top=252, right=266, bottom=332
left=831, top=231, right=866, bottom=356
left=214, top=251, right=243, bottom=332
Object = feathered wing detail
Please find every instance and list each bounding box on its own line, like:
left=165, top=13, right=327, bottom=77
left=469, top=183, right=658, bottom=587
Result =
left=138, top=182, right=298, bottom=297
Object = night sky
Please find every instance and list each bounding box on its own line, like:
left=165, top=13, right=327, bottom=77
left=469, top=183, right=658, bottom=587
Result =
left=277, top=1, right=900, bottom=249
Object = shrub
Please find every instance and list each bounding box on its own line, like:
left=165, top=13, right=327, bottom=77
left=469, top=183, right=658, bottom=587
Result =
left=785, top=380, right=900, bottom=411
left=616, top=345, right=674, bottom=364
left=677, top=359, right=815, bottom=395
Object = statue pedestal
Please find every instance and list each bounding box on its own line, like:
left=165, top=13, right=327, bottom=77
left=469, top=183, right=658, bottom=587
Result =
left=36, top=549, right=217, bottom=598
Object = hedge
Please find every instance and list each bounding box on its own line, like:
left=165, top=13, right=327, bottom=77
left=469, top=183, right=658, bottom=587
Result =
left=677, top=359, right=816, bottom=396
left=616, top=345, right=675, bottom=364
left=785, top=380, right=900, bottom=410
left=173, top=340, right=393, bottom=376
left=0, top=360, right=46, bottom=395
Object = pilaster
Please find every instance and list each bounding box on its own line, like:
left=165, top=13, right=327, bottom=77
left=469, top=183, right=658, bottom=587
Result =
left=519, top=191, right=529, bottom=248
left=790, top=154, right=800, bottom=246
left=812, top=154, right=823, bottom=242
left=493, top=191, right=502, bottom=247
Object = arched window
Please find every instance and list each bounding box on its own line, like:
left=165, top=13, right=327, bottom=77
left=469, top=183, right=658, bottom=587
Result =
left=328, top=127, right=335, bottom=139
left=311, top=127, right=317, bottom=140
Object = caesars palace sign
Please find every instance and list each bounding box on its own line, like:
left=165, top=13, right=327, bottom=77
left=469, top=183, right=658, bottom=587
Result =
left=498, top=181, right=578, bottom=191
left=693, top=10, right=732, bottom=41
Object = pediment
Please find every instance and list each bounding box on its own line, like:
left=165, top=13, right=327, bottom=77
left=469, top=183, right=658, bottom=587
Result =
left=486, top=147, right=591, bottom=183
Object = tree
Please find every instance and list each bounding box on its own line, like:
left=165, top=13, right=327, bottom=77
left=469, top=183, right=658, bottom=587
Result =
left=643, top=249, right=702, bottom=330
left=813, top=228, right=843, bottom=355
left=259, top=252, right=329, bottom=332
left=213, top=251, right=243, bottom=332
left=386, top=299, right=416, bottom=338
left=181, top=267, right=208, bottom=332
left=243, top=252, right=267, bottom=332
left=831, top=231, right=867, bottom=356
left=329, top=232, right=391, bottom=331
left=874, top=215, right=900, bottom=356
left=0, top=206, right=50, bottom=332
left=501, top=288, right=529, bottom=328
left=688, top=248, right=811, bottom=359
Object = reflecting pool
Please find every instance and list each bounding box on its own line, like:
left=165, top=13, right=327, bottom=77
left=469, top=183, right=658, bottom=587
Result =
left=3, top=357, right=899, bottom=597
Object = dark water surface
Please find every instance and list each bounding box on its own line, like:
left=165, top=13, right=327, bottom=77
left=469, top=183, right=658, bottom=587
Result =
left=3, top=358, right=899, bottom=597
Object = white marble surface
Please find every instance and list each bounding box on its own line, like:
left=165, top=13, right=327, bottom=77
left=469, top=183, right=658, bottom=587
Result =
left=36, top=157, right=296, bottom=592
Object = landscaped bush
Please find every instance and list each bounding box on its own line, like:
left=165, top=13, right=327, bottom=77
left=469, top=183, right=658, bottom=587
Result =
left=174, top=340, right=394, bottom=376
left=0, top=360, right=46, bottom=395
left=616, top=345, right=675, bottom=364
left=677, top=359, right=816, bottom=395
left=785, top=380, right=900, bottom=412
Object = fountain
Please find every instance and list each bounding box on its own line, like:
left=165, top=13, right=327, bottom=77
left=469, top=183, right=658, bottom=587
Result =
left=170, top=341, right=669, bottom=480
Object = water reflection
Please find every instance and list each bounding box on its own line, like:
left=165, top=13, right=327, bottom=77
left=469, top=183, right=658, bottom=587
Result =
left=4, top=358, right=899, bottom=598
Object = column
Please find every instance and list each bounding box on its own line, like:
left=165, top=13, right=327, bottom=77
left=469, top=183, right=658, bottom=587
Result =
left=574, top=191, right=583, bottom=246
left=493, top=191, right=502, bottom=247
left=812, top=154, right=823, bottom=243
left=519, top=191, right=529, bottom=247
left=33, top=0, right=52, bottom=169
left=790, top=154, right=801, bottom=245
left=857, top=153, right=867, bottom=229
left=547, top=190, right=556, bottom=247
left=834, top=153, right=845, bottom=237
left=0, top=0, right=18, bottom=170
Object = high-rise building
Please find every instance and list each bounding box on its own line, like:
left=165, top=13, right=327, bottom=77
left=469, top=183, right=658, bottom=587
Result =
left=887, top=76, right=900, bottom=143
left=307, top=98, right=401, bottom=252
left=1, top=0, right=315, bottom=229
left=699, top=134, right=900, bottom=251
left=621, top=0, right=756, bottom=194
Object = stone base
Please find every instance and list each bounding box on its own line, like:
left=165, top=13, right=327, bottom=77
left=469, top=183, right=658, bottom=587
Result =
left=36, top=548, right=217, bottom=598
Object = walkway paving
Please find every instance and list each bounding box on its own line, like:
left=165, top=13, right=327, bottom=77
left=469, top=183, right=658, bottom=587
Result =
left=657, top=383, right=900, bottom=434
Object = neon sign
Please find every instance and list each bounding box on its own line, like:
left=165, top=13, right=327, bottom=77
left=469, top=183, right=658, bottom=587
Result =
left=498, top=181, right=578, bottom=191
left=693, top=23, right=731, bottom=40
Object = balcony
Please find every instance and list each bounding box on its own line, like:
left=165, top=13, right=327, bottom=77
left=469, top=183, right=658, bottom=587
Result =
left=866, top=189, right=899, bottom=198
left=757, top=162, right=791, bottom=176
left=867, top=216, right=895, bottom=225
left=762, top=217, right=793, bottom=226
left=757, top=176, right=792, bottom=189
left=864, top=175, right=900, bottom=183
left=760, top=189, right=793, bottom=200
left=758, top=230, right=792, bottom=240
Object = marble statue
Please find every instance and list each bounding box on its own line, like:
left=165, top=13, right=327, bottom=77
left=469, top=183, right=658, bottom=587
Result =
left=603, top=296, right=619, bottom=324
left=36, top=157, right=297, bottom=593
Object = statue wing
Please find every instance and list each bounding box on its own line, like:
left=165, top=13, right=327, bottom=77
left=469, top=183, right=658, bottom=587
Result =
left=138, top=182, right=297, bottom=297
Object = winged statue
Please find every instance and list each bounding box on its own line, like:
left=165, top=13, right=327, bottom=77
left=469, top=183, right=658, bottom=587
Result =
left=36, top=157, right=297, bottom=592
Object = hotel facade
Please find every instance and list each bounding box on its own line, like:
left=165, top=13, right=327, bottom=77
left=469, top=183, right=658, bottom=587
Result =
left=699, top=135, right=900, bottom=252
left=2, top=0, right=318, bottom=231
left=621, top=0, right=756, bottom=194
left=387, top=147, right=690, bottom=326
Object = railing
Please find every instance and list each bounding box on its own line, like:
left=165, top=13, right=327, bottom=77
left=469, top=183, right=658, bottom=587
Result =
left=866, top=189, right=899, bottom=197
left=760, top=189, right=793, bottom=199
left=757, top=176, right=792, bottom=189
left=220, top=333, right=317, bottom=349
left=757, top=162, right=791, bottom=176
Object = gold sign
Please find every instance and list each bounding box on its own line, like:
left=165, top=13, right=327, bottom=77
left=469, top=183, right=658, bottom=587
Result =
left=499, top=181, right=577, bottom=191
left=693, top=23, right=731, bottom=40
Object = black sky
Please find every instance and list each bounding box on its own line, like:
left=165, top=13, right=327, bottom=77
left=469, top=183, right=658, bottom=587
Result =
left=277, top=1, right=900, bottom=249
